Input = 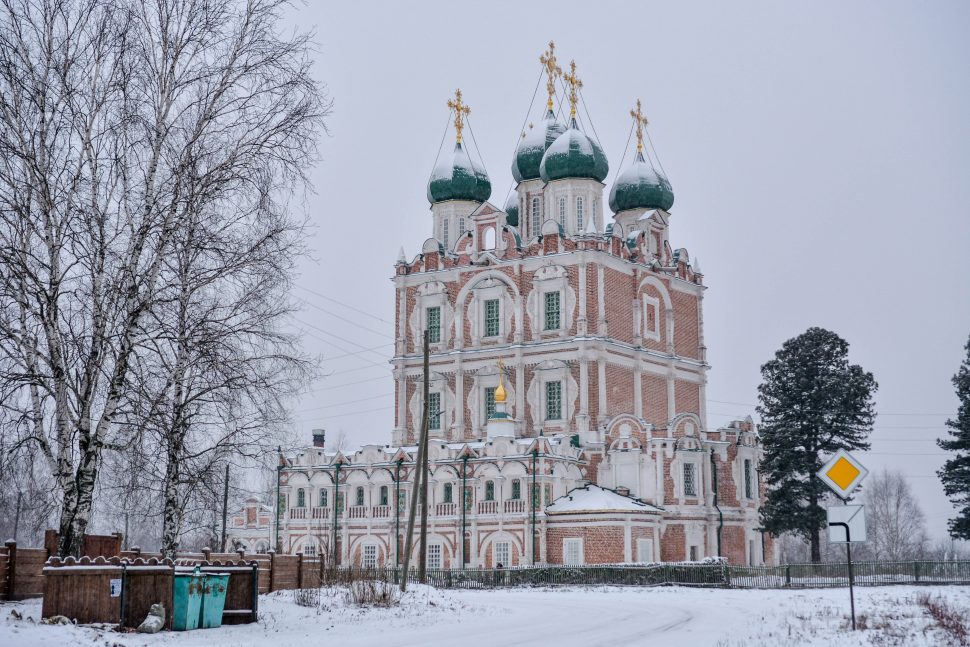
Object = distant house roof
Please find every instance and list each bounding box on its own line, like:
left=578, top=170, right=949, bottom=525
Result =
left=546, top=485, right=663, bottom=515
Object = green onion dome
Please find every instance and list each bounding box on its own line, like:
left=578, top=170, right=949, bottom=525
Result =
left=504, top=193, right=519, bottom=227
left=608, top=151, right=674, bottom=212
left=539, top=119, right=609, bottom=183
left=512, top=109, right=566, bottom=183
left=427, top=142, right=491, bottom=204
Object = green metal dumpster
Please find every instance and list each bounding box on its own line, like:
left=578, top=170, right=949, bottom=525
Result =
left=200, top=572, right=230, bottom=629
left=172, top=568, right=205, bottom=631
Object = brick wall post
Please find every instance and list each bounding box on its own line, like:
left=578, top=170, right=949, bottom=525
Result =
left=297, top=552, right=303, bottom=589
left=202, top=547, right=212, bottom=563
left=268, top=549, right=276, bottom=591
left=4, top=541, right=16, bottom=601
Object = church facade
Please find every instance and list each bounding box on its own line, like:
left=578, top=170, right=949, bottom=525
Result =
left=279, top=46, right=772, bottom=569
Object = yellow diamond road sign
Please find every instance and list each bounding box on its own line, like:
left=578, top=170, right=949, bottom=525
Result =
left=817, top=449, right=868, bottom=499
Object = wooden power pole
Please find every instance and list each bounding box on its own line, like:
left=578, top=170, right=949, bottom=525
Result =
left=400, top=330, right=431, bottom=592
left=418, top=328, right=431, bottom=584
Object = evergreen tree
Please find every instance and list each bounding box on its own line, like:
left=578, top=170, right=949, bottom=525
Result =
left=757, top=327, right=877, bottom=562
left=938, top=335, right=970, bottom=540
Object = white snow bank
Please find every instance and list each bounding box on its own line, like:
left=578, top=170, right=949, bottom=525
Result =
left=2, top=584, right=968, bottom=646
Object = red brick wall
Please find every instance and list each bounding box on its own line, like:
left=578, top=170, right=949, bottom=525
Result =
left=660, top=525, right=685, bottom=561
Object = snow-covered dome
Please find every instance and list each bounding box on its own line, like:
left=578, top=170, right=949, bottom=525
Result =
left=609, top=151, right=674, bottom=213
left=504, top=193, right=519, bottom=227
left=539, top=120, right=608, bottom=183
left=427, top=143, right=491, bottom=204
left=512, top=109, right=566, bottom=183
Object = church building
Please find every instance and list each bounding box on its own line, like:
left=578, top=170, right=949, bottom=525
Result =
left=279, top=44, right=772, bottom=569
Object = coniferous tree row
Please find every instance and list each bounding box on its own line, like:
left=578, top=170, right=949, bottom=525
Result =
left=938, top=334, right=970, bottom=540
left=756, top=327, right=877, bottom=563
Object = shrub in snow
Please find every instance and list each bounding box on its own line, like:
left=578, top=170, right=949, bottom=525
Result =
left=347, top=580, right=399, bottom=608
left=293, top=588, right=320, bottom=608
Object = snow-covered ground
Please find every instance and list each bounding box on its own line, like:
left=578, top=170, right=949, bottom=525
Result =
left=2, top=584, right=968, bottom=647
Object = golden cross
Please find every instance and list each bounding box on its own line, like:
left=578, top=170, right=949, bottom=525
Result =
left=539, top=41, right=561, bottom=112
left=630, top=99, right=649, bottom=153
left=447, top=88, right=471, bottom=145
left=563, top=60, right=583, bottom=120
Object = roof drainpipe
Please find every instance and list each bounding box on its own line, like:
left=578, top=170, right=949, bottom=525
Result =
left=711, top=449, right=723, bottom=558
left=531, top=448, right=538, bottom=566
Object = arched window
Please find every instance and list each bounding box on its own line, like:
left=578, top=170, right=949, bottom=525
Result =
left=443, top=483, right=453, bottom=503
left=558, top=197, right=566, bottom=227
left=319, top=489, right=328, bottom=507
left=531, top=196, right=541, bottom=235
left=380, top=485, right=389, bottom=506
left=355, top=486, right=364, bottom=507
left=442, top=219, right=449, bottom=248
left=576, top=197, right=584, bottom=231
left=484, top=227, right=496, bottom=249
left=296, top=488, right=305, bottom=508
left=485, top=480, right=495, bottom=501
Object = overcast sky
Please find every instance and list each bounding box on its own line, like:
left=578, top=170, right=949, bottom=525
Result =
left=280, top=1, right=970, bottom=540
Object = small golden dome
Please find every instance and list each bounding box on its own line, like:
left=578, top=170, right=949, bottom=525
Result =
left=495, top=374, right=507, bottom=403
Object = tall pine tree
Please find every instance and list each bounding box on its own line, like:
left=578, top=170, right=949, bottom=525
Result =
left=757, top=327, right=877, bottom=562
left=938, top=334, right=970, bottom=540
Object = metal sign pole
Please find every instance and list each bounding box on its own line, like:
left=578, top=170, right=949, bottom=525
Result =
left=829, top=521, right=856, bottom=630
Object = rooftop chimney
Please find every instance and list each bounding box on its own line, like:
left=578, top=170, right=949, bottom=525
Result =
left=312, top=429, right=326, bottom=449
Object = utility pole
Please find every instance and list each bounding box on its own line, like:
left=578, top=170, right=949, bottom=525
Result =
left=221, top=463, right=230, bottom=552
left=275, top=446, right=283, bottom=553
left=418, top=328, right=431, bottom=584
left=400, top=330, right=430, bottom=592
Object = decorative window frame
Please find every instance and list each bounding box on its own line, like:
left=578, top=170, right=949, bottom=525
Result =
left=409, top=281, right=453, bottom=352
left=526, top=265, right=575, bottom=339
left=526, top=360, right=578, bottom=431
left=467, top=277, right=514, bottom=345
left=641, top=294, right=661, bottom=342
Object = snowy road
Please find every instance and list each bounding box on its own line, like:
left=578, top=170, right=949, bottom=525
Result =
left=3, top=584, right=969, bottom=646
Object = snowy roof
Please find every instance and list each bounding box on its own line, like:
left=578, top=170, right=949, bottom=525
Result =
left=545, top=485, right=662, bottom=514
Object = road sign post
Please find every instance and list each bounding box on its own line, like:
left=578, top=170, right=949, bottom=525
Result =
left=828, top=520, right=857, bottom=630
left=818, top=450, right=869, bottom=631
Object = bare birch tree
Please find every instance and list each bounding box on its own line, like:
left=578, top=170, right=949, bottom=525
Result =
left=0, top=0, right=325, bottom=555
left=861, top=468, right=929, bottom=561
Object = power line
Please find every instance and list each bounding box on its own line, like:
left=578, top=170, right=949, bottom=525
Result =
left=294, top=392, right=393, bottom=415
left=320, top=343, right=395, bottom=363
left=295, top=299, right=393, bottom=340
left=294, top=284, right=395, bottom=326
left=301, top=375, right=391, bottom=394
left=293, top=316, right=388, bottom=364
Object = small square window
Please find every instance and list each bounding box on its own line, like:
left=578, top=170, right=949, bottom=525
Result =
left=744, top=459, right=754, bottom=500
left=683, top=463, right=697, bottom=497
left=485, top=386, right=496, bottom=422
left=427, top=544, right=442, bottom=569
left=545, top=380, right=562, bottom=420
left=428, top=392, right=441, bottom=430
left=544, top=291, right=561, bottom=331
left=494, top=541, right=510, bottom=568
left=563, top=538, right=584, bottom=565
left=426, top=306, right=441, bottom=344
left=484, top=299, right=500, bottom=337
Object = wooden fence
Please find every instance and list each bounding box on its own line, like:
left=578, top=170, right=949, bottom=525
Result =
left=42, top=556, right=260, bottom=628
left=1, top=541, right=48, bottom=600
